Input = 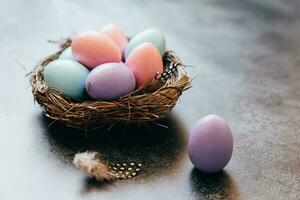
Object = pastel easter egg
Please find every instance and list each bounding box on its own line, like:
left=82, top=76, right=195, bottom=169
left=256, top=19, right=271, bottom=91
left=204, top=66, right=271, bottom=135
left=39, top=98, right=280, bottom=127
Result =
left=44, top=59, right=89, bottom=99
left=71, top=31, right=121, bottom=69
left=85, top=62, right=136, bottom=100
left=58, top=47, right=75, bottom=60
left=125, top=43, right=163, bottom=87
left=124, top=29, right=166, bottom=59
left=101, top=24, right=128, bottom=55
left=188, top=115, right=233, bottom=173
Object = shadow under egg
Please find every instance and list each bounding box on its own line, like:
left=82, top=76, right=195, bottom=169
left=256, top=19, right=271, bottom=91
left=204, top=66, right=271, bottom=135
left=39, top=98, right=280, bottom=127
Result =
left=39, top=113, right=188, bottom=187
left=190, top=168, right=240, bottom=200
left=83, top=177, right=114, bottom=193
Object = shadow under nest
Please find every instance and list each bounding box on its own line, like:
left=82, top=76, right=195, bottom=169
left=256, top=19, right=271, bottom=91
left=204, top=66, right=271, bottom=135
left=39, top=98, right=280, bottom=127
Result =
left=40, top=113, right=188, bottom=181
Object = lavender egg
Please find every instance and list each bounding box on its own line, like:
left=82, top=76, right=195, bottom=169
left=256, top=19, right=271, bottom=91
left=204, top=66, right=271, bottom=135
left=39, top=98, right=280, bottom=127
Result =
left=85, top=62, right=136, bottom=100
left=188, top=115, right=233, bottom=173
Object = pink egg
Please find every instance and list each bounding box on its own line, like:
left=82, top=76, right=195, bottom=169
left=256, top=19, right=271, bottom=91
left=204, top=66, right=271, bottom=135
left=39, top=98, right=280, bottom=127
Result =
left=125, top=43, right=163, bottom=87
left=71, top=31, right=121, bottom=69
left=101, top=24, right=128, bottom=55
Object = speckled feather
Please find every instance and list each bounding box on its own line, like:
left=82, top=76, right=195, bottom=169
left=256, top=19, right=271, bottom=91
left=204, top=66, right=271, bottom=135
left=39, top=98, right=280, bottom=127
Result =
left=73, top=152, right=143, bottom=181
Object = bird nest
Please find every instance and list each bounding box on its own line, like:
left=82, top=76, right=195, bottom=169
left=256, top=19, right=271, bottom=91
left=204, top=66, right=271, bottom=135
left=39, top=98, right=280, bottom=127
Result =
left=30, top=39, right=190, bottom=131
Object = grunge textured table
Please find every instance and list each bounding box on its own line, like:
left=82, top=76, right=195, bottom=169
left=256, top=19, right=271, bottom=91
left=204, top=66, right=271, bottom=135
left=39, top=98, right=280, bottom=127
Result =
left=0, top=0, right=299, bottom=199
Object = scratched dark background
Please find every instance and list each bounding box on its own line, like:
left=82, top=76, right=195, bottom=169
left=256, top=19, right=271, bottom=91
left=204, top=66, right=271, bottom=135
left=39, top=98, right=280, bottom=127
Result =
left=0, top=0, right=300, bottom=199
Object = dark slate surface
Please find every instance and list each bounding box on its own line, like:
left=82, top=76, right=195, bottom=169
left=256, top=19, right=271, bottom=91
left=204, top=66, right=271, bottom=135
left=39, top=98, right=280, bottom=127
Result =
left=0, top=0, right=299, bottom=199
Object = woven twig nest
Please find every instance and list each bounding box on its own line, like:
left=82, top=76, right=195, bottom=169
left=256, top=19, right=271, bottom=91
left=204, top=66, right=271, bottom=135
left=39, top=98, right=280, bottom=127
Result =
left=30, top=39, right=190, bottom=130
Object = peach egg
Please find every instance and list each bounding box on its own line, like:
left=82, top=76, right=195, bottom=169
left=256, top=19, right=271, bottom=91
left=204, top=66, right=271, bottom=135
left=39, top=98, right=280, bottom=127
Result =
left=125, top=43, right=163, bottom=87
left=101, top=24, right=128, bottom=55
left=71, top=31, right=121, bottom=69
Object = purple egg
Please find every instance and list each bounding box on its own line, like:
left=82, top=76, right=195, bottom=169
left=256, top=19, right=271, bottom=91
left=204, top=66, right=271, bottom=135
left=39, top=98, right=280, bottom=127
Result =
left=188, top=115, right=233, bottom=173
left=85, top=62, right=136, bottom=100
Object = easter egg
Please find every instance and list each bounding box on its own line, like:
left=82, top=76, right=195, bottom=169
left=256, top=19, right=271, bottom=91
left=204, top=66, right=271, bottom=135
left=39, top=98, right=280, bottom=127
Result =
left=44, top=59, right=89, bottom=99
left=124, top=29, right=166, bottom=59
left=188, top=115, right=233, bottom=173
left=101, top=24, right=128, bottom=55
left=71, top=31, right=121, bottom=69
left=58, top=47, right=75, bottom=60
left=85, top=62, right=136, bottom=100
left=125, top=43, right=163, bottom=87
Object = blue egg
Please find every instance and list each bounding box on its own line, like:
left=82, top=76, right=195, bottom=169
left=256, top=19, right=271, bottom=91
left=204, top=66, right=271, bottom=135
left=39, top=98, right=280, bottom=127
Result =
left=124, top=29, right=166, bottom=59
left=58, top=47, right=75, bottom=60
left=44, top=59, right=89, bottom=99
